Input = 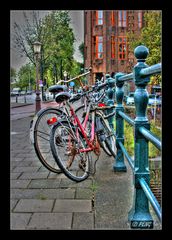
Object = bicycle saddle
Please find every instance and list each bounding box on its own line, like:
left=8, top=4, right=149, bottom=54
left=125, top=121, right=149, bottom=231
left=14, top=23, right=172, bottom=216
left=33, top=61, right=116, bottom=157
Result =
left=49, top=85, right=68, bottom=93
left=55, top=92, right=71, bottom=103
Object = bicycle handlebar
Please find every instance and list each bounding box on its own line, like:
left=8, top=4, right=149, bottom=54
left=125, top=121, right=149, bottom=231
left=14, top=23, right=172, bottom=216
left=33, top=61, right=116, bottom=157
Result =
left=95, top=91, right=106, bottom=103
left=56, top=69, right=91, bottom=85
left=95, top=82, right=108, bottom=91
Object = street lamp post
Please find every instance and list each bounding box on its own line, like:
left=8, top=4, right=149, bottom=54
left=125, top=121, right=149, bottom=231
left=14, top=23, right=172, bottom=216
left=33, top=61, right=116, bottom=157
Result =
left=33, top=41, right=42, bottom=113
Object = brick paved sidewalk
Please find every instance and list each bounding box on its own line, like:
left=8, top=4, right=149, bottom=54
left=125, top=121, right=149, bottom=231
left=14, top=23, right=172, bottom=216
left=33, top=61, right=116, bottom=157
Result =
left=10, top=116, right=161, bottom=230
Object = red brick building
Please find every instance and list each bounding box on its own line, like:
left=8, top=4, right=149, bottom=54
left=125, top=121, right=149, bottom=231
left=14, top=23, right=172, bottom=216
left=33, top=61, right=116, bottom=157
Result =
left=84, top=10, right=145, bottom=92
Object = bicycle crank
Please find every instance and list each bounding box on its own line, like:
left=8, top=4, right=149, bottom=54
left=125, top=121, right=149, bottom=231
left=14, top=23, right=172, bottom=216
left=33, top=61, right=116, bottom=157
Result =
left=93, top=135, right=101, bottom=156
left=66, top=146, right=77, bottom=169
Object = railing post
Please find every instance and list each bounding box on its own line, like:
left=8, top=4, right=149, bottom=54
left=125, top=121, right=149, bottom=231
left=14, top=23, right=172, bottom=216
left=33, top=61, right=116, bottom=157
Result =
left=106, top=77, right=116, bottom=129
left=128, top=45, right=153, bottom=229
left=113, top=72, right=127, bottom=172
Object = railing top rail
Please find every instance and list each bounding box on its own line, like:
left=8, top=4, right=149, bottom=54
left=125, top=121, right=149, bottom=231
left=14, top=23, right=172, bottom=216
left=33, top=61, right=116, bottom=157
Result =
left=140, top=63, right=162, bottom=77
left=139, top=126, right=161, bottom=151
left=116, top=63, right=161, bottom=83
left=118, top=110, right=135, bottom=126
left=118, top=73, right=134, bottom=82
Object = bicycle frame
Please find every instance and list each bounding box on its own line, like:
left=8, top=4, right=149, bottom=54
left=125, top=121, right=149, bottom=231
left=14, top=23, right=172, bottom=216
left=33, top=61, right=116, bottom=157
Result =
left=65, top=100, right=116, bottom=154
left=67, top=101, right=96, bottom=153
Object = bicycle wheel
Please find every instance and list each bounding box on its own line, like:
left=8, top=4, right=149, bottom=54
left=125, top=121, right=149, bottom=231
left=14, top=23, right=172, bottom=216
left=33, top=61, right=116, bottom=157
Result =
left=103, top=121, right=116, bottom=158
left=50, top=120, right=91, bottom=182
left=96, top=113, right=116, bottom=157
left=95, top=114, right=112, bottom=156
left=75, top=104, right=86, bottom=122
left=30, top=107, right=65, bottom=173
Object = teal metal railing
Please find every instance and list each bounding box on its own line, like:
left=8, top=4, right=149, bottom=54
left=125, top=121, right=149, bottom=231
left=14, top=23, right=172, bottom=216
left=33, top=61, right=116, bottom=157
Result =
left=112, top=45, right=162, bottom=229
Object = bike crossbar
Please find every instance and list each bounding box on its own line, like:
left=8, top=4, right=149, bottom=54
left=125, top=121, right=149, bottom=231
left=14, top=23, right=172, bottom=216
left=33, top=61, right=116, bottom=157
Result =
left=139, top=178, right=162, bottom=222
left=139, top=126, right=161, bottom=150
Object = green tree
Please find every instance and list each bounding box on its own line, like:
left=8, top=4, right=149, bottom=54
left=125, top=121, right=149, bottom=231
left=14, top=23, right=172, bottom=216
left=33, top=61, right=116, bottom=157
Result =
left=10, top=67, right=17, bottom=89
left=79, top=42, right=84, bottom=60
left=128, top=11, right=161, bottom=65
left=127, top=11, right=161, bottom=85
left=70, top=60, right=81, bottom=77
left=41, top=11, right=75, bottom=82
left=17, top=63, right=35, bottom=90
left=12, top=11, right=75, bottom=84
left=10, top=67, right=17, bottom=82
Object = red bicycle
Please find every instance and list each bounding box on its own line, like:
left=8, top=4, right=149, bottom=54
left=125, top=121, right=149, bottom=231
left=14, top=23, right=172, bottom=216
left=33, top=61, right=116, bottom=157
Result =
left=50, top=90, right=116, bottom=182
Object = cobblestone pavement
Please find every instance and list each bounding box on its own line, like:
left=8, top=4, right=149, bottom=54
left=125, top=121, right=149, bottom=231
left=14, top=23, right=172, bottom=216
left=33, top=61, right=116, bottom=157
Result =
left=10, top=106, right=162, bottom=230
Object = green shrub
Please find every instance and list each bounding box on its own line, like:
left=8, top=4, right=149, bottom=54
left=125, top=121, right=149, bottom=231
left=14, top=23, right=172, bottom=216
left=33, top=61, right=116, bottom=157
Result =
left=124, top=121, right=134, bottom=156
left=113, top=118, right=161, bottom=158
left=148, top=120, right=161, bottom=158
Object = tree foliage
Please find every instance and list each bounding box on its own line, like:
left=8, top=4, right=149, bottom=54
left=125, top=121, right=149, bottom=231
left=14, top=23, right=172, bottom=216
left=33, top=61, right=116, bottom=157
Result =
left=127, top=11, right=161, bottom=85
left=78, top=42, right=84, bottom=60
left=41, top=11, right=75, bottom=82
left=10, top=67, right=17, bottom=82
left=12, top=11, right=76, bottom=85
left=128, top=11, right=161, bottom=65
left=17, top=63, right=35, bottom=90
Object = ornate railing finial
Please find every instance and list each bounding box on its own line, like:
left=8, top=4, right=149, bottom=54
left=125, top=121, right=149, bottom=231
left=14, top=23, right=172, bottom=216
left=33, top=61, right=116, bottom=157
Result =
left=134, top=45, right=149, bottom=62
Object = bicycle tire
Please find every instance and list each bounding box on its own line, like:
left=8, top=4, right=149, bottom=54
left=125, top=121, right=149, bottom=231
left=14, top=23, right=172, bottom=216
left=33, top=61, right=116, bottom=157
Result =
left=75, top=104, right=86, bottom=122
left=50, top=120, right=91, bottom=182
left=96, top=113, right=116, bottom=157
left=30, top=107, right=65, bottom=173
left=76, top=105, right=113, bottom=156
left=95, top=113, right=112, bottom=156
left=104, top=136, right=116, bottom=158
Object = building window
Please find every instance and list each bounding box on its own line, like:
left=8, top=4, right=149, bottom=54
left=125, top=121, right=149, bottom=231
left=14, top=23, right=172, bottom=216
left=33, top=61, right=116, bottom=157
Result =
left=96, top=10, right=103, bottom=25
left=118, top=10, right=127, bottom=27
left=111, top=36, right=115, bottom=58
left=111, top=11, right=115, bottom=26
left=138, top=10, right=142, bottom=28
left=96, top=36, right=103, bottom=59
left=118, top=37, right=127, bottom=60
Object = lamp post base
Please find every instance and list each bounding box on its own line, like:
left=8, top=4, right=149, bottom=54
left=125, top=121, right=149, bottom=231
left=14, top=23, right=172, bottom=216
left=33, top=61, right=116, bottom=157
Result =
left=35, top=91, right=41, bottom=113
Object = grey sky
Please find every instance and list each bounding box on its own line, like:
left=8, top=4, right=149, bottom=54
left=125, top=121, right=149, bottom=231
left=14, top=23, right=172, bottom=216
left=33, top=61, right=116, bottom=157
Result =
left=10, top=10, right=84, bottom=71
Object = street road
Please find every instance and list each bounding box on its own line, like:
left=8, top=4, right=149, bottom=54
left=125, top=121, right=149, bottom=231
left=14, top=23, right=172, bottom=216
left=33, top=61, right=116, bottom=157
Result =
left=10, top=98, right=82, bottom=120
left=10, top=101, right=58, bottom=120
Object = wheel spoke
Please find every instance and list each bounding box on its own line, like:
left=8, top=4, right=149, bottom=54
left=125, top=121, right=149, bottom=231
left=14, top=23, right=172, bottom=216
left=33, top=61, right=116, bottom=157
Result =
left=50, top=121, right=90, bottom=182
